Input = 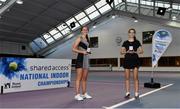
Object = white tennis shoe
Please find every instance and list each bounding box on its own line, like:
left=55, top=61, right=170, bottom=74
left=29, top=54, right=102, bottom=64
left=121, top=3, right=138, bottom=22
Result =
left=82, top=93, right=92, bottom=99
left=74, top=94, right=84, bottom=101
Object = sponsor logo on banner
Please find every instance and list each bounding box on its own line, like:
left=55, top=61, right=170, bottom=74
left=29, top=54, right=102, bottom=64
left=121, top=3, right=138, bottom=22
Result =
left=152, top=29, right=172, bottom=67
left=0, top=58, right=71, bottom=93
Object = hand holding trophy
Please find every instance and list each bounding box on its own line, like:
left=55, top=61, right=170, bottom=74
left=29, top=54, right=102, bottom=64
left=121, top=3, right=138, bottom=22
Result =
left=87, top=48, right=91, bottom=54
left=127, top=46, right=135, bottom=53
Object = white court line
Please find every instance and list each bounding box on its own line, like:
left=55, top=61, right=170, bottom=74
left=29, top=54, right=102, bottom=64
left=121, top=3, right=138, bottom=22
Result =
left=103, top=83, right=174, bottom=109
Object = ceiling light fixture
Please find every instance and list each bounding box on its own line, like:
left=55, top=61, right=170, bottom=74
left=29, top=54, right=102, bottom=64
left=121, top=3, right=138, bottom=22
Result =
left=16, top=0, right=23, bottom=5
left=172, top=16, right=177, bottom=21
left=112, top=15, right=116, bottom=19
left=132, top=16, right=138, bottom=23
left=0, top=0, right=7, bottom=2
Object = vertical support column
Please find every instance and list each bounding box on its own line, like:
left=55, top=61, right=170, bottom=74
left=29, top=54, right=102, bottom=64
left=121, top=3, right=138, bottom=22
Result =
left=138, top=0, right=141, bottom=15
left=169, top=1, right=173, bottom=20
left=1, top=86, right=3, bottom=94
left=153, top=0, right=156, bottom=17
left=118, top=57, right=120, bottom=71
left=124, top=0, right=127, bottom=12
left=0, top=0, right=17, bottom=15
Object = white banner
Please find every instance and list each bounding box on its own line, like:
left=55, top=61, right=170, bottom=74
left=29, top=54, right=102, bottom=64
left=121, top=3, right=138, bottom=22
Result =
left=152, top=29, right=172, bottom=67
left=0, top=58, right=71, bottom=94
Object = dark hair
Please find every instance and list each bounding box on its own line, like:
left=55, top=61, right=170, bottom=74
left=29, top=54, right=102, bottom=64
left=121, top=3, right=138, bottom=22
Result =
left=128, top=28, right=136, bottom=40
left=81, top=26, right=90, bottom=43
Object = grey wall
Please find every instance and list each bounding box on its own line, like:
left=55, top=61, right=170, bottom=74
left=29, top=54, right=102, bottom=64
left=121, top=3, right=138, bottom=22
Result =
left=46, top=16, right=180, bottom=59
left=0, top=41, right=33, bottom=55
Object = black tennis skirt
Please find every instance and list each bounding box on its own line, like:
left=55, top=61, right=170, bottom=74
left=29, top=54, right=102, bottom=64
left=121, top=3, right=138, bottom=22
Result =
left=123, top=53, right=141, bottom=69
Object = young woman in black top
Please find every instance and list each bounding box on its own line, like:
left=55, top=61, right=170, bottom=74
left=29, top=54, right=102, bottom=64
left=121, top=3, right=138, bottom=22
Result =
left=121, top=28, right=143, bottom=99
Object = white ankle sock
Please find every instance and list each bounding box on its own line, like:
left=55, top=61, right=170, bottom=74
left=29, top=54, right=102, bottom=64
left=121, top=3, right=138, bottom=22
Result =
left=135, top=92, right=139, bottom=96
left=126, top=92, right=130, bottom=96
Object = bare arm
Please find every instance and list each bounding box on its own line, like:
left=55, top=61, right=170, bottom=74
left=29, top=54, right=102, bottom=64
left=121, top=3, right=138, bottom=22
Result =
left=120, top=47, right=127, bottom=55
left=72, top=37, right=87, bottom=55
left=137, top=46, right=143, bottom=54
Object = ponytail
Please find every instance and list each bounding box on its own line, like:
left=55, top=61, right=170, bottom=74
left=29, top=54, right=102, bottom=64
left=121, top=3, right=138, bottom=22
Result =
left=86, top=34, right=90, bottom=43
left=134, top=36, right=137, bottom=41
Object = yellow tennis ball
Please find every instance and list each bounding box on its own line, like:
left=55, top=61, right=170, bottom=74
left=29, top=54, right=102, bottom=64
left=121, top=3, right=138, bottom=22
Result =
left=9, top=62, right=18, bottom=71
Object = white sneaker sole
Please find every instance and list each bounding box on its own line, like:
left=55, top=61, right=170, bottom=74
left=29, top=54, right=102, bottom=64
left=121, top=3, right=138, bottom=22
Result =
left=74, top=98, right=84, bottom=101
left=82, top=96, right=92, bottom=99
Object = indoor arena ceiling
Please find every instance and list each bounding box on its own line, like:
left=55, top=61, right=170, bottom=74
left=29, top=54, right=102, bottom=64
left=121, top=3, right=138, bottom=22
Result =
left=0, top=0, right=98, bottom=43
left=0, top=0, right=180, bottom=43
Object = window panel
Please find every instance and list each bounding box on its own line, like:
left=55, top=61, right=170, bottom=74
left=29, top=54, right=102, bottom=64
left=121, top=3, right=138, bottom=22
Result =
left=75, top=12, right=86, bottom=20
left=61, top=28, right=71, bottom=35
left=88, top=11, right=100, bottom=20
left=85, top=5, right=97, bottom=14
left=49, top=28, right=59, bottom=35
left=46, top=37, right=55, bottom=44
left=164, top=3, right=170, bottom=8
left=34, top=37, right=47, bottom=49
left=127, top=0, right=138, bottom=3
left=146, top=1, right=153, bottom=6
left=70, top=22, right=80, bottom=30
left=95, top=0, right=107, bottom=8
left=141, top=1, right=146, bottom=5
left=114, top=0, right=122, bottom=6
left=53, top=32, right=63, bottom=40
left=157, top=2, right=164, bottom=7
left=29, top=42, right=40, bottom=52
left=78, top=17, right=90, bottom=25
left=66, top=17, right=76, bottom=25
left=0, top=0, right=7, bottom=2
left=99, top=4, right=112, bottom=14
left=127, top=0, right=131, bottom=2
left=57, top=23, right=68, bottom=31
left=72, top=23, right=81, bottom=30
left=173, top=4, right=179, bottom=10
left=134, top=0, right=138, bottom=3
left=65, top=17, right=80, bottom=30
left=43, top=33, right=51, bottom=39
